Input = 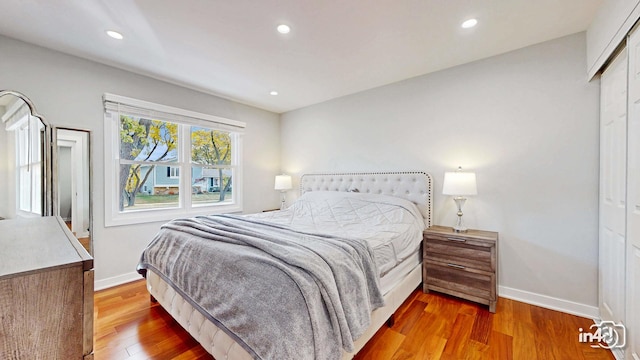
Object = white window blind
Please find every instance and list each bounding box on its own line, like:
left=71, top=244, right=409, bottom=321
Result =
left=103, top=93, right=245, bottom=132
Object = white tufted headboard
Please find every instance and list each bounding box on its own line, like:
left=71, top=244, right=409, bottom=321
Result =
left=299, top=171, right=432, bottom=228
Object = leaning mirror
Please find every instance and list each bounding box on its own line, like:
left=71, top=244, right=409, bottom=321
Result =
left=0, top=90, right=52, bottom=219
left=54, top=128, right=92, bottom=254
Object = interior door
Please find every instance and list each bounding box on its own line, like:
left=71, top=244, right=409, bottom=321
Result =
left=626, top=27, right=640, bottom=360
left=600, top=47, right=627, bottom=327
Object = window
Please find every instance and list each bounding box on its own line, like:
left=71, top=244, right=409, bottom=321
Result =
left=15, top=116, right=43, bottom=216
left=3, top=102, right=43, bottom=217
left=191, top=126, right=234, bottom=205
left=104, top=94, right=245, bottom=226
left=118, top=116, right=180, bottom=211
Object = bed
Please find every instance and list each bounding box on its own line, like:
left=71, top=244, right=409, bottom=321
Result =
left=138, top=171, right=432, bottom=360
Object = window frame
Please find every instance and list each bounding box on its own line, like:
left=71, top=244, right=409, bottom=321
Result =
left=103, top=94, right=245, bottom=227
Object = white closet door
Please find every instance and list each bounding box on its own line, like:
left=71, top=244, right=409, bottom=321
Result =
left=600, top=47, right=627, bottom=327
left=626, top=27, right=640, bottom=360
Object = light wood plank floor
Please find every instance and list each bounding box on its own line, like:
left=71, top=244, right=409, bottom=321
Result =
left=94, top=280, right=615, bottom=360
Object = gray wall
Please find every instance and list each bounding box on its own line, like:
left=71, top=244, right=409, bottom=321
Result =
left=0, top=35, right=282, bottom=284
left=281, top=33, right=601, bottom=311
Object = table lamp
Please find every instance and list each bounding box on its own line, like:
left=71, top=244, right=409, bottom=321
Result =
left=274, top=174, right=292, bottom=210
left=442, top=167, right=477, bottom=232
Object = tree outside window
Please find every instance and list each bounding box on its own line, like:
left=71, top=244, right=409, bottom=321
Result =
left=191, top=127, right=233, bottom=203
left=119, top=116, right=177, bottom=211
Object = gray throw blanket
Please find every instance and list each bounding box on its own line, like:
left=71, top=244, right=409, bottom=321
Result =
left=137, top=214, right=385, bottom=360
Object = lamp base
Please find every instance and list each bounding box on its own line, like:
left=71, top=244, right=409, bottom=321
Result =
left=280, top=191, right=286, bottom=210
left=452, top=196, right=468, bottom=233
left=452, top=226, right=468, bottom=233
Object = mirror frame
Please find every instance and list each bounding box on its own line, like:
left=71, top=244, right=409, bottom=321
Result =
left=0, top=90, right=53, bottom=216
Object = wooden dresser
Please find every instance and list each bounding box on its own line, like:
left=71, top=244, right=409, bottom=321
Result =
left=423, top=225, right=498, bottom=312
left=0, top=216, right=94, bottom=359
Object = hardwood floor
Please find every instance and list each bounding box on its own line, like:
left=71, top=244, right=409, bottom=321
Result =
left=95, top=280, right=615, bottom=360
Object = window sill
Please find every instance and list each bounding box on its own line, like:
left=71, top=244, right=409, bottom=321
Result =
left=104, top=204, right=242, bottom=227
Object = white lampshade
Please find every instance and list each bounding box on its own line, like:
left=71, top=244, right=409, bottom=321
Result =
left=274, top=174, right=292, bottom=191
left=442, top=171, right=477, bottom=196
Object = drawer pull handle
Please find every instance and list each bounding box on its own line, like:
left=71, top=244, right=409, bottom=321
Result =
left=446, top=237, right=467, bottom=242
left=447, top=263, right=466, bottom=269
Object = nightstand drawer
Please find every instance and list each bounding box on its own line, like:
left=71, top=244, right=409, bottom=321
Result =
left=425, top=262, right=492, bottom=300
left=424, top=240, right=492, bottom=272
left=423, top=232, right=494, bottom=248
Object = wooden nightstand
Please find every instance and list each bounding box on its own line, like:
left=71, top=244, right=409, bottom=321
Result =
left=422, top=225, right=499, bottom=312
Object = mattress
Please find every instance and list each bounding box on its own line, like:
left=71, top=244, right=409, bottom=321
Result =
left=379, top=250, right=421, bottom=295
left=251, top=191, right=424, bottom=276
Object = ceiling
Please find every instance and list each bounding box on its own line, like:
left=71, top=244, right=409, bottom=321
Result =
left=0, top=0, right=602, bottom=114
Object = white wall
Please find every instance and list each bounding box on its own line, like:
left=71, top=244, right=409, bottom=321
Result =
left=281, top=33, right=601, bottom=314
left=0, top=35, right=282, bottom=285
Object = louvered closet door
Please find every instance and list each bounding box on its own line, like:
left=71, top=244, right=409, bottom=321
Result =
left=600, top=47, right=627, bottom=327
left=626, top=27, right=640, bottom=360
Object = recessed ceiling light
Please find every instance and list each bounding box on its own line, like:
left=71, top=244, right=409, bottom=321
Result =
left=106, top=30, right=124, bottom=40
left=461, top=19, right=478, bottom=29
left=277, top=24, right=290, bottom=34
left=270, top=91, right=279, bottom=96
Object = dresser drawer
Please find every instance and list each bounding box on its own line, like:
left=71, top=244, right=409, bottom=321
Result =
left=424, top=262, right=492, bottom=300
left=424, top=239, right=492, bottom=272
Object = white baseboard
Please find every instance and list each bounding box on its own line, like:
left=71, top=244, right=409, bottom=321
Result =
left=499, top=285, right=600, bottom=319
left=94, top=271, right=142, bottom=291
left=590, top=317, right=626, bottom=360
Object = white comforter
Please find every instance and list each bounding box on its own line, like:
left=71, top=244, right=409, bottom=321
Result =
left=251, top=191, right=425, bottom=276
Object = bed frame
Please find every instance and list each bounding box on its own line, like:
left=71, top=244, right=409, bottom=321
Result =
left=146, top=171, right=433, bottom=359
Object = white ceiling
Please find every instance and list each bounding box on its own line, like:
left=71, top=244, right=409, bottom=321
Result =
left=0, top=0, right=602, bottom=113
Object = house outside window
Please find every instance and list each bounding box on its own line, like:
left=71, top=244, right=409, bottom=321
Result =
left=103, top=94, right=245, bottom=227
